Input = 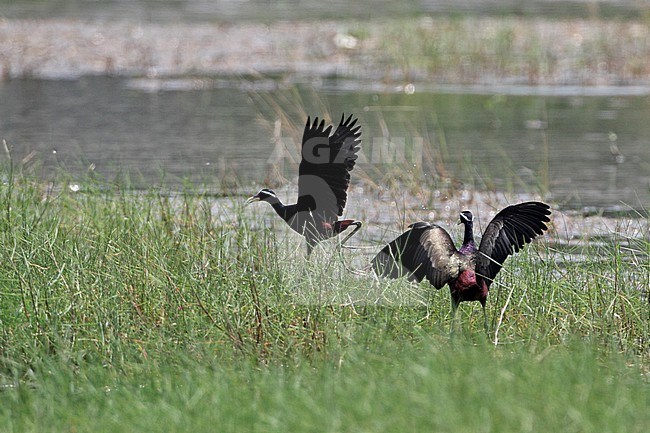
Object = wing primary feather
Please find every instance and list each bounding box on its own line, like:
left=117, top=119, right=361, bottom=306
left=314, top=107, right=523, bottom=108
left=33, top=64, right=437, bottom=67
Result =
left=477, top=201, right=551, bottom=287
left=298, top=113, right=361, bottom=220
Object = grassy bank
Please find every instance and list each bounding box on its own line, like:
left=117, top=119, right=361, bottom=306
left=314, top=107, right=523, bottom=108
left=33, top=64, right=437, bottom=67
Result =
left=2, top=16, right=649, bottom=85
left=0, top=165, right=648, bottom=432
left=366, top=16, right=650, bottom=85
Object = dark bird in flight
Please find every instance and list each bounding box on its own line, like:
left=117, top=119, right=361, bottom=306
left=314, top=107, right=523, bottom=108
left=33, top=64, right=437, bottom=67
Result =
left=246, top=114, right=362, bottom=255
left=372, top=202, right=551, bottom=331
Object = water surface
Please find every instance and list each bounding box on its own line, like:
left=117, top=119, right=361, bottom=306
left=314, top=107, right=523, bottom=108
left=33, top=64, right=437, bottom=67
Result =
left=2, top=0, right=645, bottom=22
left=0, top=77, right=648, bottom=213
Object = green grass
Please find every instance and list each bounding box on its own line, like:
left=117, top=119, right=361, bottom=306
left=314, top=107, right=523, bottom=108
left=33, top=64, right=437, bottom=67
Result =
left=2, top=341, right=648, bottom=432
left=362, top=16, right=650, bottom=85
left=0, top=165, right=648, bottom=432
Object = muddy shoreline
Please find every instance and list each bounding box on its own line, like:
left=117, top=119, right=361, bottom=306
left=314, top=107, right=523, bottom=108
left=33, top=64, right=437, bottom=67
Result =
left=1, top=17, right=649, bottom=85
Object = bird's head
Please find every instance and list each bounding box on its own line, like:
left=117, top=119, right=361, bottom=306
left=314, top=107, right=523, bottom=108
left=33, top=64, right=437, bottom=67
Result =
left=245, top=188, right=277, bottom=205
left=458, top=210, right=474, bottom=225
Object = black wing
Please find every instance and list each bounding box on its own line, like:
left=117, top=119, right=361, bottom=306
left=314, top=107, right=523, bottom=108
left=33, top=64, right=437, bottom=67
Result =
left=476, top=201, right=551, bottom=287
left=297, top=114, right=361, bottom=220
left=372, top=222, right=464, bottom=289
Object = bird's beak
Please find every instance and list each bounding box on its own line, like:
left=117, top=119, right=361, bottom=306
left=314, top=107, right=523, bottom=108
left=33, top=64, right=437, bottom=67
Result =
left=245, top=195, right=260, bottom=205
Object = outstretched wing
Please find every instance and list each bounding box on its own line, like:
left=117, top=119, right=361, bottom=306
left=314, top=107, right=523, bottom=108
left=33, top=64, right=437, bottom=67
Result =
left=372, top=222, right=464, bottom=289
left=297, top=114, right=361, bottom=220
left=476, top=201, right=551, bottom=287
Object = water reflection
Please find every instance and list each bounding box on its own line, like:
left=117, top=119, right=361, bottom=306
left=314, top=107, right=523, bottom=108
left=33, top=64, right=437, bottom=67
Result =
left=0, top=76, right=648, bottom=213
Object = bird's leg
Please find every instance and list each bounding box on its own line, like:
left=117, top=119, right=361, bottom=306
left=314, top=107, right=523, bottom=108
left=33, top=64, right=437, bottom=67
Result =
left=450, top=297, right=460, bottom=337
left=339, top=221, right=362, bottom=247
left=481, top=300, right=489, bottom=336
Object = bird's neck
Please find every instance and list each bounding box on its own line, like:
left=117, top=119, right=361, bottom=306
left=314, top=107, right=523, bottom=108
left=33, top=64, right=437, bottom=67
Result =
left=459, top=221, right=476, bottom=253
left=266, top=197, right=295, bottom=222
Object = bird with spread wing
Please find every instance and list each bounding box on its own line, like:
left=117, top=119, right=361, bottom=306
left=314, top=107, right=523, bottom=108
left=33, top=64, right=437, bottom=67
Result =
left=372, top=202, right=551, bottom=331
left=247, top=114, right=362, bottom=255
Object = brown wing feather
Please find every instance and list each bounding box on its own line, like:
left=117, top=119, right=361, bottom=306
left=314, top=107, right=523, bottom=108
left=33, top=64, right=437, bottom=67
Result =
left=372, top=224, right=427, bottom=281
left=372, top=222, right=465, bottom=289
left=477, top=201, right=551, bottom=286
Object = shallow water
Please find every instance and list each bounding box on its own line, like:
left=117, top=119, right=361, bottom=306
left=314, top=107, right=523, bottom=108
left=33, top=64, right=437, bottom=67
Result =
left=2, top=0, right=645, bottom=22
left=1, top=76, right=648, bottom=214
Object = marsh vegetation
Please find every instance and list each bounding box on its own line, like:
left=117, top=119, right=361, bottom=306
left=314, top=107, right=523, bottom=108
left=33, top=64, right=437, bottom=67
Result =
left=1, top=2, right=649, bottom=431
left=0, top=152, right=648, bottom=431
